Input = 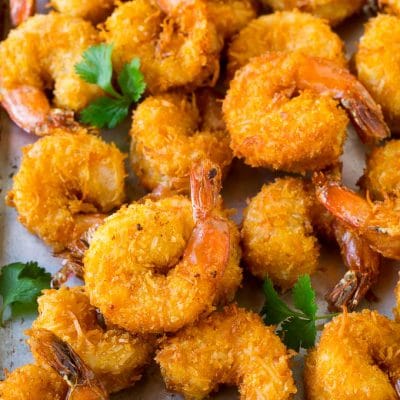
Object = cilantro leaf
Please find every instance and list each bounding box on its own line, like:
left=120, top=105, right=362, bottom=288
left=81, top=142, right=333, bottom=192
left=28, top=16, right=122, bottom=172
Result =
left=80, top=97, right=130, bottom=129
left=292, top=275, right=317, bottom=319
left=261, top=278, right=295, bottom=325
left=279, top=317, right=317, bottom=352
left=0, top=262, right=51, bottom=326
left=75, top=44, right=120, bottom=98
left=118, top=58, right=146, bottom=102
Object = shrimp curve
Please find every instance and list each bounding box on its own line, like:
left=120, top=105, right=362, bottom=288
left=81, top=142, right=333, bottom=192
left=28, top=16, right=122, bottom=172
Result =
left=0, top=13, right=102, bottom=135
left=156, top=304, right=297, bottom=399
left=6, top=129, right=126, bottom=252
left=305, top=310, right=400, bottom=399
left=84, top=160, right=233, bottom=333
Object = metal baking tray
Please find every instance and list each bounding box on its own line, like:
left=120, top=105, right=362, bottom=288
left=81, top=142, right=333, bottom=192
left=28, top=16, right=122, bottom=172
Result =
left=0, top=3, right=398, bottom=399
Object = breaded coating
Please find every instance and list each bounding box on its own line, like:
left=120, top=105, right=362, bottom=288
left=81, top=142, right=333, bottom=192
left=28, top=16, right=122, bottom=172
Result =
left=305, top=310, right=400, bottom=400
left=30, top=286, right=155, bottom=393
left=241, top=178, right=319, bottom=289
left=228, top=10, right=346, bottom=78
left=102, top=0, right=223, bottom=94
left=395, top=282, right=400, bottom=321
left=50, top=0, right=116, bottom=23
left=379, top=0, right=400, bottom=15
left=130, top=90, right=233, bottom=192
left=356, top=14, right=400, bottom=133
left=85, top=168, right=242, bottom=334
left=0, top=364, right=67, bottom=400
left=156, top=305, right=296, bottom=400
left=361, top=140, right=400, bottom=199
left=259, top=0, right=365, bottom=25
left=6, top=129, right=126, bottom=251
left=223, top=53, right=349, bottom=173
left=0, top=13, right=102, bottom=134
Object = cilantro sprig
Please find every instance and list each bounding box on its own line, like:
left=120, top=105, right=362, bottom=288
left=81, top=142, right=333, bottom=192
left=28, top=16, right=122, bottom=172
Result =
left=261, top=275, right=336, bottom=352
left=75, top=44, right=146, bottom=129
left=0, top=262, right=51, bottom=326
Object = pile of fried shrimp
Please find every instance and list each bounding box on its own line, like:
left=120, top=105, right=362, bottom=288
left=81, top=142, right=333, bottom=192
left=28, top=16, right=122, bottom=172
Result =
left=4, top=0, right=400, bottom=398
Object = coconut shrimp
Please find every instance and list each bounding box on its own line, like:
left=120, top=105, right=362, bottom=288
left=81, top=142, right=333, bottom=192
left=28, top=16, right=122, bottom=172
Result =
left=356, top=14, right=400, bottom=133
left=85, top=160, right=241, bottom=334
left=6, top=129, right=125, bottom=252
left=156, top=0, right=258, bottom=39
left=30, top=286, right=155, bottom=393
left=223, top=52, right=389, bottom=173
left=0, top=13, right=103, bottom=135
left=0, top=364, right=68, bottom=400
left=227, top=10, right=346, bottom=78
left=101, top=0, right=222, bottom=94
left=315, top=171, right=400, bottom=260
left=241, top=177, right=320, bottom=289
left=29, top=329, right=109, bottom=400
left=305, top=310, right=400, bottom=399
left=130, top=89, right=232, bottom=192
left=156, top=304, right=296, bottom=399
left=259, top=0, right=366, bottom=25
left=378, top=0, right=400, bottom=15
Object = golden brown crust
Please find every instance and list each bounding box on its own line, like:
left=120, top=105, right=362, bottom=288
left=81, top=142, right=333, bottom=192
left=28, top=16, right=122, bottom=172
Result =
left=305, top=310, right=400, bottom=400
left=241, top=177, right=319, bottom=289
left=156, top=304, right=296, bottom=399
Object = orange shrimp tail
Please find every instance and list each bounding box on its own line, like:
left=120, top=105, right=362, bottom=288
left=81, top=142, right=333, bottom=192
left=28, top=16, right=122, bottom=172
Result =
left=314, top=172, right=372, bottom=229
left=10, top=0, right=35, bottom=26
left=29, top=329, right=108, bottom=399
left=190, top=159, right=221, bottom=221
left=327, top=221, right=381, bottom=311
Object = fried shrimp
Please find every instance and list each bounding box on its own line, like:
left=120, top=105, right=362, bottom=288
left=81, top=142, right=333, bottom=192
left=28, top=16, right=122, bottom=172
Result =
left=360, top=140, right=400, bottom=200
left=227, top=10, right=346, bottom=78
left=259, top=0, right=365, bottom=25
left=85, top=161, right=239, bottom=334
left=356, top=14, right=400, bottom=133
left=6, top=129, right=125, bottom=252
left=28, top=329, right=109, bottom=400
left=30, top=286, right=154, bottom=393
left=102, top=0, right=222, bottom=94
left=0, top=13, right=102, bottom=135
left=0, top=364, right=68, bottom=400
left=156, top=304, right=296, bottom=399
left=130, top=89, right=233, bottom=192
left=305, top=310, right=400, bottom=399
left=157, top=0, right=258, bottom=39
left=315, top=172, right=400, bottom=260
left=223, top=52, right=389, bottom=173
left=241, top=177, right=319, bottom=289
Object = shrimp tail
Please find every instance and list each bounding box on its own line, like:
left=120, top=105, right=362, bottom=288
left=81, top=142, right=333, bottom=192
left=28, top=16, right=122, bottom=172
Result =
left=326, top=220, right=381, bottom=311
left=190, top=159, right=221, bottom=222
left=28, top=329, right=108, bottom=400
left=394, top=378, right=400, bottom=398
left=340, top=87, right=390, bottom=144
left=10, top=0, right=35, bottom=26
left=1, top=86, right=77, bottom=135
left=52, top=214, right=105, bottom=288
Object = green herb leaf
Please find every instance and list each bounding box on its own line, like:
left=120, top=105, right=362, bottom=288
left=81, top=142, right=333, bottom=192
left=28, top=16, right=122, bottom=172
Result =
left=279, top=317, right=317, bottom=352
left=292, top=275, right=317, bottom=319
left=261, top=278, right=294, bottom=325
left=80, top=97, right=130, bottom=129
left=261, top=275, right=328, bottom=352
left=75, top=43, right=120, bottom=98
left=0, top=262, right=51, bottom=326
left=118, top=58, right=146, bottom=102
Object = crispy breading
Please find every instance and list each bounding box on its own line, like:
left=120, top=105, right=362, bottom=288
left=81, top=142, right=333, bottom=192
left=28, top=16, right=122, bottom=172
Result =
left=305, top=310, right=400, bottom=400
left=227, top=10, right=346, bottom=78
left=241, top=177, right=319, bottom=289
left=156, top=305, right=297, bottom=400
left=30, top=286, right=154, bottom=393
left=6, top=129, right=126, bottom=251
left=130, top=90, right=232, bottom=192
